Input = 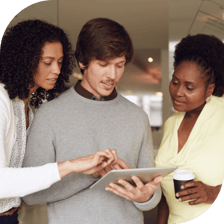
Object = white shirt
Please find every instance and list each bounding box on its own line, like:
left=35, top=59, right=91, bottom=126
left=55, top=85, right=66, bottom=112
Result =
left=0, top=84, right=60, bottom=213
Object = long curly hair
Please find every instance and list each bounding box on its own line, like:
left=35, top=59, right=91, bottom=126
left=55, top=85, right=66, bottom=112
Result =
left=174, top=34, right=224, bottom=97
left=0, top=19, right=75, bottom=108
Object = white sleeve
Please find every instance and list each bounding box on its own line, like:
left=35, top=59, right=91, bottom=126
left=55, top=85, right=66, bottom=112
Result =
left=0, top=89, right=61, bottom=199
left=0, top=163, right=61, bottom=199
left=0, top=91, right=11, bottom=168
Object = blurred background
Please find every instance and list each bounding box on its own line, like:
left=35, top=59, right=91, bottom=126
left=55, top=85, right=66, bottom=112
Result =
left=4, top=0, right=224, bottom=223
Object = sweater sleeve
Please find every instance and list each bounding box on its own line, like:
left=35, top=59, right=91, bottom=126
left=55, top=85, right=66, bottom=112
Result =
left=0, top=163, right=60, bottom=199
left=133, top=184, right=162, bottom=211
left=136, top=116, right=154, bottom=169
left=22, top=107, right=97, bottom=205
left=133, top=116, right=161, bottom=210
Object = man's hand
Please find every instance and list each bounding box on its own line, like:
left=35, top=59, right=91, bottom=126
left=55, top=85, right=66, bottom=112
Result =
left=105, top=175, right=163, bottom=203
left=92, top=157, right=130, bottom=178
left=176, top=181, right=221, bottom=205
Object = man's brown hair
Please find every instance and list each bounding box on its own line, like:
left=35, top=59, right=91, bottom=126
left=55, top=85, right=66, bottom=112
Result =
left=75, top=18, right=133, bottom=74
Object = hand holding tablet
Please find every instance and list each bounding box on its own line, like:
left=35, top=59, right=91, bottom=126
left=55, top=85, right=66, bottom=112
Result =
left=105, top=174, right=163, bottom=202
left=90, top=166, right=177, bottom=190
left=90, top=166, right=177, bottom=203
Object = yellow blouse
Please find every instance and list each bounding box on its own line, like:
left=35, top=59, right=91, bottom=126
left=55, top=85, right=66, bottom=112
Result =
left=155, top=95, right=224, bottom=224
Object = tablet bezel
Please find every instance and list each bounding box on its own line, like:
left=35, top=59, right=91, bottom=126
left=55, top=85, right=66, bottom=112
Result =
left=90, top=166, right=177, bottom=190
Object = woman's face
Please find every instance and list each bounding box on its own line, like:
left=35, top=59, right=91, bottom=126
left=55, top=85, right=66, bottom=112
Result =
left=33, top=41, right=64, bottom=90
left=169, top=60, right=213, bottom=113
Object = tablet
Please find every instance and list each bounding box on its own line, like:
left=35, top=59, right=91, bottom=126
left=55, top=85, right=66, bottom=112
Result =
left=90, top=166, right=177, bottom=190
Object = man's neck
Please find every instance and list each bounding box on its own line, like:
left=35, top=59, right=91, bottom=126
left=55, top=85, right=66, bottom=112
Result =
left=74, top=80, right=117, bottom=101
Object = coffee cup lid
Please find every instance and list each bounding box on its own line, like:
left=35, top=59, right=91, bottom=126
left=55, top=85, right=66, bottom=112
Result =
left=172, top=170, right=195, bottom=180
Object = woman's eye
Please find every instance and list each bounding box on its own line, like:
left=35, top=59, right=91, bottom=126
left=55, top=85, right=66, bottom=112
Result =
left=58, top=61, right=63, bottom=65
left=100, top=64, right=107, bottom=67
left=186, top=86, right=194, bottom=91
left=172, top=80, right=178, bottom=85
left=43, top=62, right=51, bottom=65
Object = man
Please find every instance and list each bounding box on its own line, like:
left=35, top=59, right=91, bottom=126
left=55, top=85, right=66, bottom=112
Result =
left=23, top=18, right=162, bottom=224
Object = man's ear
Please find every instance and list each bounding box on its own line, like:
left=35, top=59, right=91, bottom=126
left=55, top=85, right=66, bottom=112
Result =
left=79, top=62, right=85, bottom=70
left=207, top=83, right=215, bottom=96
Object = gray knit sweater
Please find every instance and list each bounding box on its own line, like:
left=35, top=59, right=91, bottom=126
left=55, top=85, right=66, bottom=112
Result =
left=23, top=87, right=161, bottom=224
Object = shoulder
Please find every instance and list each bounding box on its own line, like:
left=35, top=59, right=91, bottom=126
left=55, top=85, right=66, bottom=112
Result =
left=204, top=95, right=224, bottom=118
left=164, top=111, right=183, bottom=129
left=167, top=111, right=182, bottom=121
left=35, top=88, right=73, bottom=116
left=204, top=96, right=224, bottom=122
left=117, top=94, right=147, bottom=115
left=211, top=95, right=224, bottom=108
left=117, top=94, right=149, bottom=121
left=0, top=84, right=12, bottom=112
left=0, top=84, right=10, bottom=101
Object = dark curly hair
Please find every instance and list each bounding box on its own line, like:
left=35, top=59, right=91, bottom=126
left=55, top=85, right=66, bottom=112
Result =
left=75, top=18, right=133, bottom=74
left=174, top=34, right=224, bottom=97
left=0, top=19, right=75, bottom=108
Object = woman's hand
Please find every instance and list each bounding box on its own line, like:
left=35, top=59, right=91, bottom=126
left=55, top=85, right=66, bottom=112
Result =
left=92, top=157, right=130, bottom=178
left=58, top=148, right=118, bottom=178
left=105, top=175, right=163, bottom=203
left=176, top=181, right=221, bottom=205
left=71, top=148, right=118, bottom=174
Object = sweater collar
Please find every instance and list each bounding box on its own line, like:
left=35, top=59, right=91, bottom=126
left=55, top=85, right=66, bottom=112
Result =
left=74, top=80, right=117, bottom=101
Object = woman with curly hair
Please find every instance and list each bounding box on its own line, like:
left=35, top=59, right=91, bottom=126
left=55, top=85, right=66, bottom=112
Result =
left=155, top=34, right=224, bottom=224
left=0, top=19, right=118, bottom=223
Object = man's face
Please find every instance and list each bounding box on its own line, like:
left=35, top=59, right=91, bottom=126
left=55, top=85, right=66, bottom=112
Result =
left=80, top=55, right=126, bottom=99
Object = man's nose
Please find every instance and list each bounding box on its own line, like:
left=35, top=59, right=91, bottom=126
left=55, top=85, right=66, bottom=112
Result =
left=107, top=65, right=116, bottom=79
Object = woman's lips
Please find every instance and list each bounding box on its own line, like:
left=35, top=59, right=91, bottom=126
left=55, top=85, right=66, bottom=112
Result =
left=47, top=78, right=57, bottom=85
left=173, top=99, right=186, bottom=105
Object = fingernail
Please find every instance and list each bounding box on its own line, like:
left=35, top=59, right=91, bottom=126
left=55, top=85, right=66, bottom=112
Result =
left=176, top=193, right=179, bottom=197
left=178, top=198, right=181, bottom=202
left=181, top=185, right=184, bottom=189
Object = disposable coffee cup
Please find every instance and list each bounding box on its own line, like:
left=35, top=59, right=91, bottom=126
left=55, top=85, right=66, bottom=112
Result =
left=173, top=170, right=195, bottom=201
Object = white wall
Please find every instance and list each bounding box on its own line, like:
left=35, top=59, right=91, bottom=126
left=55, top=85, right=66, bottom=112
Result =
left=8, top=0, right=58, bottom=28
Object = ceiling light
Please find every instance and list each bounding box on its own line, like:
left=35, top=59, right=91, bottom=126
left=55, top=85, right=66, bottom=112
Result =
left=148, top=57, right=153, bottom=63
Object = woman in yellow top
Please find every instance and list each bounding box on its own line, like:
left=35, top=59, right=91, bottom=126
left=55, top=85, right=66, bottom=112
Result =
left=155, top=34, right=224, bottom=224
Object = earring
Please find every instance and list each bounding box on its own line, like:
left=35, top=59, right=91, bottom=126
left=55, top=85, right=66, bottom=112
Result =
left=206, top=96, right=211, bottom=103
